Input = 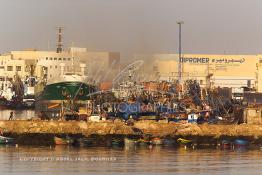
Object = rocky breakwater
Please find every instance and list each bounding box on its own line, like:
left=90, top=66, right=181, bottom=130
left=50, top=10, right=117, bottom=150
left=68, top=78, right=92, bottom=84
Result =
left=134, top=121, right=262, bottom=138
left=0, top=120, right=135, bottom=136
left=0, top=120, right=262, bottom=139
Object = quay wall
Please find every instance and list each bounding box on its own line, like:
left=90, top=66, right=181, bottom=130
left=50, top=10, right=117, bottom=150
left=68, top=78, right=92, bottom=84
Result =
left=0, top=120, right=262, bottom=138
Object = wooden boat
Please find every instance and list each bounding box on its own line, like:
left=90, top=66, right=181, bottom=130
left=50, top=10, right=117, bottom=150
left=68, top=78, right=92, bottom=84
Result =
left=111, top=138, right=123, bottom=146
left=234, top=139, right=249, bottom=147
left=137, top=139, right=150, bottom=146
left=177, top=138, right=192, bottom=145
left=0, top=136, right=14, bottom=144
left=124, top=137, right=137, bottom=146
left=54, top=136, right=73, bottom=145
left=221, top=140, right=232, bottom=149
left=151, top=138, right=163, bottom=145
left=78, top=137, right=96, bottom=147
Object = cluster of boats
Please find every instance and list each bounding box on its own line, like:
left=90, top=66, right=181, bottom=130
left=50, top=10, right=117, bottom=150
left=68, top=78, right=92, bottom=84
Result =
left=0, top=134, right=252, bottom=151
left=221, top=139, right=249, bottom=149
left=52, top=136, right=250, bottom=150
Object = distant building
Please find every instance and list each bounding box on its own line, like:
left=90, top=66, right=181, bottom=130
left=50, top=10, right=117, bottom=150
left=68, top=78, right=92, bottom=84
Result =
left=135, top=54, right=262, bottom=91
left=0, top=48, right=120, bottom=84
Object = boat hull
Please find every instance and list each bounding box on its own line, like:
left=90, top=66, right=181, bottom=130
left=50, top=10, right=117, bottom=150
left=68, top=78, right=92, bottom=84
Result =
left=151, top=138, right=163, bottom=145
left=0, top=136, right=14, bottom=144
left=54, top=137, right=73, bottom=145
left=35, top=81, right=96, bottom=119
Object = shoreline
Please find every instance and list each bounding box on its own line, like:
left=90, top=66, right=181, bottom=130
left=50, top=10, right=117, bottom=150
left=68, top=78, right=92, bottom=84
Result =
left=0, top=120, right=262, bottom=146
left=0, top=120, right=261, bottom=137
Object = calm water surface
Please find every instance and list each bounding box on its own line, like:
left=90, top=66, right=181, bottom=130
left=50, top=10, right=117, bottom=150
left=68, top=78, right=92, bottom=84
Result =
left=0, top=145, right=261, bottom=175
left=0, top=110, right=261, bottom=175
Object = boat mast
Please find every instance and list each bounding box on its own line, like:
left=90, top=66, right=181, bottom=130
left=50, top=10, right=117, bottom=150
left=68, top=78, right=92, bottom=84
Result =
left=71, top=42, right=75, bottom=74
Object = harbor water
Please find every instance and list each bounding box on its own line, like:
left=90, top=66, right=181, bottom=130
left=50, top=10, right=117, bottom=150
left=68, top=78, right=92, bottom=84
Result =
left=0, top=145, right=262, bottom=175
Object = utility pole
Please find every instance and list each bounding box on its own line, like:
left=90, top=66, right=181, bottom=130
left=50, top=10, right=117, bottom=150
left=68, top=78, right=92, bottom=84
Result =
left=177, top=21, right=184, bottom=99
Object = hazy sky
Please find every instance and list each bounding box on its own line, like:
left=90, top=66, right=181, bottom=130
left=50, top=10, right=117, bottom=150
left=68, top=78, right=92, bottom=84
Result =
left=1, top=0, right=262, bottom=58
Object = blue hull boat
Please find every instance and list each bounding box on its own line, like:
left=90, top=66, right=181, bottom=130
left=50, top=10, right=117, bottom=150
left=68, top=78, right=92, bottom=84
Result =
left=234, top=139, right=249, bottom=147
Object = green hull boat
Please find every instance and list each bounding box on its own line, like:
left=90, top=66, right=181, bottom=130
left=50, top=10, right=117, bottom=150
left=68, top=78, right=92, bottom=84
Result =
left=0, top=136, right=14, bottom=144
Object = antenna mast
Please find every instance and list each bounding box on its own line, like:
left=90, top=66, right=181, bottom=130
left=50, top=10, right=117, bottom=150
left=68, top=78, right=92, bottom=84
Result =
left=56, top=27, right=63, bottom=53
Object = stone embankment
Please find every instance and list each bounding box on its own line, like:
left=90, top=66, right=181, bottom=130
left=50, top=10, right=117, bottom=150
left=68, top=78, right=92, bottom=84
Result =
left=0, top=120, right=262, bottom=139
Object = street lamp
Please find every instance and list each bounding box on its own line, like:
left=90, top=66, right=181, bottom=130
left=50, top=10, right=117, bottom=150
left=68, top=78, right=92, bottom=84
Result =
left=177, top=21, right=184, bottom=99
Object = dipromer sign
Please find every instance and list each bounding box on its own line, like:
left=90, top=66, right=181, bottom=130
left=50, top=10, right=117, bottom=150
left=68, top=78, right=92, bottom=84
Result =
left=180, top=57, right=245, bottom=64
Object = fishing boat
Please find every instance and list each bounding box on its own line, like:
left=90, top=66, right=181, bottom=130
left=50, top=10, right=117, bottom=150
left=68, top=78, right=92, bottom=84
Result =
left=221, top=140, right=232, bottom=149
left=111, top=138, right=123, bottom=146
left=234, top=139, right=249, bottom=147
left=177, top=138, right=192, bottom=145
left=77, top=137, right=96, bottom=147
left=54, top=136, right=73, bottom=145
left=0, top=136, right=14, bottom=144
left=124, top=137, right=138, bottom=146
left=137, top=138, right=150, bottom=146
left=151, top=138, right=163, bottom=145
left=36, top=62, right=96, bottom=120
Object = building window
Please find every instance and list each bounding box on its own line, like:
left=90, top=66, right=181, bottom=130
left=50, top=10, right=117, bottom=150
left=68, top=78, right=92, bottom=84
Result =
left=68, top=58, right=71, bottom=61
left=50, top=74, right=52, bottom=78
left=46, top=57, right=48, bottom=60
left=54, top=58, right=57, bottom=60
left=7, top=66, right=13, bottom=71
left=50, top=57, right=53, bottom=60
left=55, top=65, right=57, bottom=69
left=50, top=65, right=52, bottom=69
left=63, top=58, right=66, bottom=61
left=59, top=58, right=62, bottom=60
left=0, top=66, right=4, bottom=69
left=16, top=66, right=21, bottom=71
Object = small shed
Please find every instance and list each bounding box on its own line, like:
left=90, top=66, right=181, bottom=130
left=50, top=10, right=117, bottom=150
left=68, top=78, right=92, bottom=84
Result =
left=243, top=108, right=262, bottom=124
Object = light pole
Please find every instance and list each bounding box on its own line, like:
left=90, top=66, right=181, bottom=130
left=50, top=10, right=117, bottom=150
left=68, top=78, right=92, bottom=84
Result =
left=177, top=21, right=184, bottom=99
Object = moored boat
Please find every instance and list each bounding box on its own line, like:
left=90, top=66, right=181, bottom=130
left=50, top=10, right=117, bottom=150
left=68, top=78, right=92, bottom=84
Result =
left=234, top=139, right=249, bottom=147
left=78, top=137, right=96, bottom=147
left=177, top=138, right=192, bottom=145
left=0, top=136, right=14, bottom=144
left=124, top=137, right=137, bottom=146
left=111, top=138, right=123, bottom=146
left=137, top=138, right=150, bottom=146
left=151, top=138, right=163, bottom=145
left=221, top=140, right=232, bottom=149
left=54, top=136, right=73, bottom=145
left=35, top=63, right=96, bottom=120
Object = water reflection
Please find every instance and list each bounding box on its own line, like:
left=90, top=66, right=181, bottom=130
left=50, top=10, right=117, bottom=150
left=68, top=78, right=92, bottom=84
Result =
left=0, top=146, right=261, bottom=175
